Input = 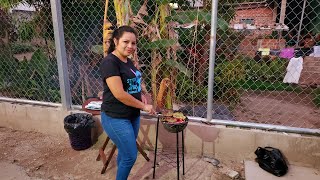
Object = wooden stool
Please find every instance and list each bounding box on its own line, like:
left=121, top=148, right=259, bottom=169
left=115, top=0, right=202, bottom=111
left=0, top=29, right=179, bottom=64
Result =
left=82, top=98, right=150, bottom=174
left=96, top=137, right=150, bottom=174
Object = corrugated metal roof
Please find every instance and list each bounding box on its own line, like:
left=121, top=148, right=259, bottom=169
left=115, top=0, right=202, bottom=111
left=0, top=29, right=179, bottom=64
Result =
left=9, top=3, right=36, bottom=12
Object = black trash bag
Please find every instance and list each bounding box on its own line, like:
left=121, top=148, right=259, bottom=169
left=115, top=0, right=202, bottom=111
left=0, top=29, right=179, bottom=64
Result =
left=64, top=113, right=94, bottom=133
left=64, top=113, right=94, bottom=150
left=255, top=147, right=288, bottom=177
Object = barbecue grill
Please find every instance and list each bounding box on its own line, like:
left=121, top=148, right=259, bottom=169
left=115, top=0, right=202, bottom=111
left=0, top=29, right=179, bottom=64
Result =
left=153, top=110, right=188, bottom=179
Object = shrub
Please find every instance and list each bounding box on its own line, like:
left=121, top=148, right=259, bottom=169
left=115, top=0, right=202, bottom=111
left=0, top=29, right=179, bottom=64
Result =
left=214, top=58, right=246, bottom=104
left=175, top=72, right=208, bottom=103
left=17, top=21, right=36, bottom=41
left=245, top=57, right=288, bottom=83
left=0, top=44, right=17, bottom=88
left=1, top=48, right=60, bottom=102
left=11, top=43, right=34, bottom=54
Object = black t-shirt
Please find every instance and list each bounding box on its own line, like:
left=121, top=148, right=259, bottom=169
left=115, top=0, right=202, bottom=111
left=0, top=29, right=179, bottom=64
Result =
left=100, top=53, right=142, bottom=118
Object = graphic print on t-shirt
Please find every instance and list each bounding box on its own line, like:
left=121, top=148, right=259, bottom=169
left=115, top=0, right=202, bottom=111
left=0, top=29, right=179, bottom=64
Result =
left=127, top=68, right=141, bottom=94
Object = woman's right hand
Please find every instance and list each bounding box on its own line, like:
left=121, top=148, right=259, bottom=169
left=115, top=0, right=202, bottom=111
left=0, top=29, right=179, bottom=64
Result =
left=143, top=104, right=156, bottom=114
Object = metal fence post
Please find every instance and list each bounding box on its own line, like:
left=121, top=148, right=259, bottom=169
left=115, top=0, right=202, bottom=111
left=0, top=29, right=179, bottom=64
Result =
left=207, top=0, right=219, bottom=121
left=50, top=0, right=72, bottom=110
left=296, top=0, right=307, bottom=48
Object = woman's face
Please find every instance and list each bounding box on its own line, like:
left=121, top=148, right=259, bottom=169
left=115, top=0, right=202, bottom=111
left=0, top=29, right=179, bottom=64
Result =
left=114, top=32, right=137, bottom=58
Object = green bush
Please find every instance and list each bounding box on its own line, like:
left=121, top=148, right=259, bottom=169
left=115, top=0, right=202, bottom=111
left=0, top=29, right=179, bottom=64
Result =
left=1, top=48, right=60, bottom=102
left=245, top=57, right=288, bottom=82
left=0, top=44, right=17, bottom=88
left=11, top=43, right=34, bottom=54
left=237, top=80, right=302, bottom=92
left=214, top=58, right=246, bottom=104
left=17, top=21, right=36, bottom=41
left=175, top=72, right=208, bottom=102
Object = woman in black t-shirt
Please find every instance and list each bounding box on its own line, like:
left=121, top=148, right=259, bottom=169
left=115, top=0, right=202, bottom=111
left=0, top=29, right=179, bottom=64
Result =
left=100, top=26, right=155, bottom=180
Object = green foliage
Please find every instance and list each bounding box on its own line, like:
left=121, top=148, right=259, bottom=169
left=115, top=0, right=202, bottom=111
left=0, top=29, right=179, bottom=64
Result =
left=0, top=48, right=60, bottom=102
left=130, top=0, right=144, bottom=15
left=164, top=59, right=191, bottom=77
left=10, top=43, right=34, bottom=54
left=176, top=25, right=209, bottom=47
left=215, top=58, right=246, bottom=85
left=0, top=0, right=22, bottom=10
left=17, top=21, right=36, bottom=41
left=156, top=0, right=170, bottom=5
left=214, top=58, right=245, bottom=104
left=90, top=45, right=103, bottom=55
left=142, top=39, right=177, bottom=50
left=0, top=44, right=17, bottom=87
left=215, top=29, right=246, bottom=63
left=176, top=72, right=208, bottom=102
left=211, top=56, right=289, bottom=105
left=61, top=0, right=104, bottom=49
left=0, top=9, right=12, bottom=38
left=245, top=58, right=288, bottom=82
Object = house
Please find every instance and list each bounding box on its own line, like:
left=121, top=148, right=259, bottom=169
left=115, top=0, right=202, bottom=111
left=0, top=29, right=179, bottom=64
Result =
left=9, top=3, right=36, bottom=23
left=230, top=1, right=288, bottom=37
left=230, top=1, right=285, bottom=57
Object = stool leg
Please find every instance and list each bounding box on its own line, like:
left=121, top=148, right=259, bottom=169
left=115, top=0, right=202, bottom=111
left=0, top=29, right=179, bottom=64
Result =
left=153, top=116, right=160, bottom=179
left=182, top=130, right=185, bottom=175
left=177, top=132, right=179, bottom=180
left=96, top=137, right=110, bottom=161
left=136, top=142, right=150, bottom=161
left=101, top=144, right=117, bottom=174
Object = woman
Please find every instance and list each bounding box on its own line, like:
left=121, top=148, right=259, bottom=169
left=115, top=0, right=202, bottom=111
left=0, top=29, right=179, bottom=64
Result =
left=100, top=26, right=155, bottom=180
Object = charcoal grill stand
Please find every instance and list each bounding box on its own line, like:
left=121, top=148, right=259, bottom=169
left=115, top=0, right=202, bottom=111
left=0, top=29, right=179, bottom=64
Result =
left=153, top=115, right=185, bottom=179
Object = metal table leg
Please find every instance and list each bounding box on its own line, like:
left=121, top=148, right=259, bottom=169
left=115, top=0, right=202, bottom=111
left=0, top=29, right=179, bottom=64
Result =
left=153, top=116, right=186, bottom=180
left=176, top=132, right=179, bottom=180
left=153, top=116, right=160, bottom=179
left=182, top=130, right=185, bottom=175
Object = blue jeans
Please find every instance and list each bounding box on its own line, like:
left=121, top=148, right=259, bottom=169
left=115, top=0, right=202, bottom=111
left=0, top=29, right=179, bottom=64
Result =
left=101, top=112, right=140, bottom=180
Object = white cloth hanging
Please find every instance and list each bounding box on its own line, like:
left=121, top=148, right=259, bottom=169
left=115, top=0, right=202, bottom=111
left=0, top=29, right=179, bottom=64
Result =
left=283, top=57, right=303, bottom=84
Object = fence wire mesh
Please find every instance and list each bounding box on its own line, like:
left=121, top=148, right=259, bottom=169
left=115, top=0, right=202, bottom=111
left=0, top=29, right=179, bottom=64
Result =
left=0, top=0, right=319, bottom=129
left=0, top=2, right=60, bottom=102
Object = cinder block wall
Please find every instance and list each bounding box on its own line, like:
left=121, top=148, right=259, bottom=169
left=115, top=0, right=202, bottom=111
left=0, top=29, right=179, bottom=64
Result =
left=299, top=57, right=320, bottom=86
left=1, top=101, right=319, bottom=170
left=231, top=7, right=274, bottom=27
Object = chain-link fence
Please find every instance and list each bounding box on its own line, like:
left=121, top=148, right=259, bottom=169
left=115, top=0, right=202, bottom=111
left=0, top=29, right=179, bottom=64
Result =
left=0, top=1, right=59, bottom=102
left=0, top=0, right=319, bottom=130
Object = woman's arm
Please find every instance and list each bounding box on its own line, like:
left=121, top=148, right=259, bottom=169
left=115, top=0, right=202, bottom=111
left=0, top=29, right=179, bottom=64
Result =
left=106, top=76, right=154, bottom=113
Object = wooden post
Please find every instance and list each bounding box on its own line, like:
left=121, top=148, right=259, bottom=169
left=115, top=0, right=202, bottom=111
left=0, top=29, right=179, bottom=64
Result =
left=279, top=0, right=287, bottom=25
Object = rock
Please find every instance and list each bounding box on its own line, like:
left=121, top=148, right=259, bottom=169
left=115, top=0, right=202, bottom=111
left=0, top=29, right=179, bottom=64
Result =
left=218, top=165, right=240, bottom=179
left=203, top=156, right=220, bottom=166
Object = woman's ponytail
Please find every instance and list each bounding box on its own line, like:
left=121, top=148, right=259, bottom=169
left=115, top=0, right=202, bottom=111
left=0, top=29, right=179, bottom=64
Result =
left=107, top=28, right=118, bottom=54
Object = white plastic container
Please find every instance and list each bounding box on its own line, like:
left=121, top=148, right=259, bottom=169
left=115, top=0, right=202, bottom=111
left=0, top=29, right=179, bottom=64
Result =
left=314, top=46, right=320, bottom=57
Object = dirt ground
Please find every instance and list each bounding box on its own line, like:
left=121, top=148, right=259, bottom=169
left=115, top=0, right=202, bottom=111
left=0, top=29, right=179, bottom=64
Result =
left=234, top=91, right=320, bottom=129
left=0, top=127, right=244, bottom=180
left=1, top=91, right=317, bottom=179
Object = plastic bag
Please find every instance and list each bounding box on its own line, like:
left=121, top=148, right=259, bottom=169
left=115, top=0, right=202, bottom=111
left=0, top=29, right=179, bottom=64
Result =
left=64, top=113, right=94, bottom=134
left=255, top=147, right=288, bottom=177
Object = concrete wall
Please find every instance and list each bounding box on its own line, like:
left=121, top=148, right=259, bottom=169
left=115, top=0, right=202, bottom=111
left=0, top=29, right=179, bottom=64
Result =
left=1, top=101, right=319, bottom=170
left=0, top=101, right=69, bottom=135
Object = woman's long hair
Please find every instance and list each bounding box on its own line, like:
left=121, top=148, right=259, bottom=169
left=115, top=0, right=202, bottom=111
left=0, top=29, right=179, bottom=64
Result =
left=107, top=26, right=138, bottom=54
